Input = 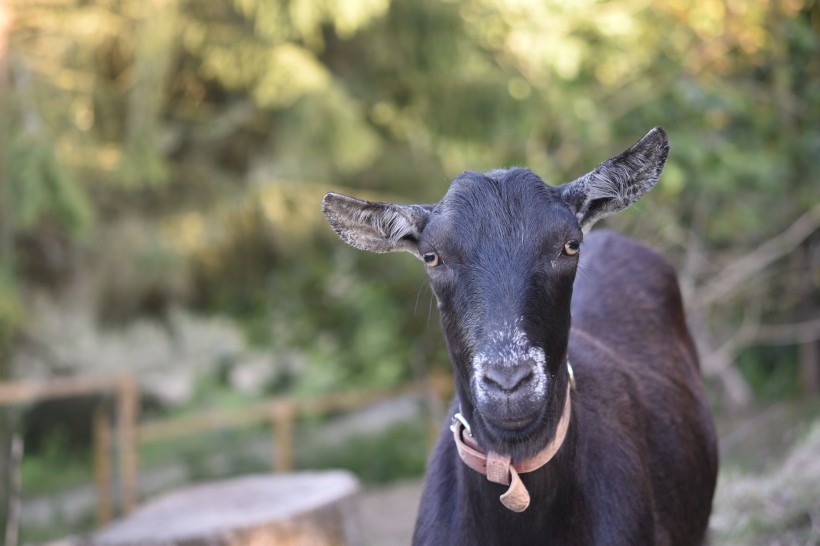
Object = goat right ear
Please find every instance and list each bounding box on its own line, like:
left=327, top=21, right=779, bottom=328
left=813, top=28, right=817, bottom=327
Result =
left=321, top=192, right=433, bottom=257
left=559, top=127, right=669, bottom=233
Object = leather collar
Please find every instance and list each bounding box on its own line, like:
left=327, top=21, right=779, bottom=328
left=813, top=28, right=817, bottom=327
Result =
left=450, top=377, right=572, bottom=512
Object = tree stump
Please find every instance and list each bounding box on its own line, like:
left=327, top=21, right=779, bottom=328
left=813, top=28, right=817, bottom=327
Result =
left=89, top=471, right=361, bottom=546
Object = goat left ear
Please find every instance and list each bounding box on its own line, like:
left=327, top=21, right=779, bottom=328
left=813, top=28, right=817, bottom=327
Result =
left=322, top=192, right=433, bottom=256
left=560, top=127, right=669, bottom=233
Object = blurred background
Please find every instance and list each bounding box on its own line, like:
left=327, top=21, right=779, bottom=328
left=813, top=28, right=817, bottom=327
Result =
left=0, top=0, right=817, bottom=543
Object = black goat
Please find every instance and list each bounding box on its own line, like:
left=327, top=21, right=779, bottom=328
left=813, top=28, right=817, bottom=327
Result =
left=322, top=128, right=718, bottom=545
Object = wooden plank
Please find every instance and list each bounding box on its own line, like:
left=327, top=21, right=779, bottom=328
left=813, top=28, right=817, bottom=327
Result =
left=138, top=402, right=275, bottom=443
left=294, top=381, right=426, bottom=415
left=94, top=406, right=113, bottom=526
left=0, top=375, right=126, bottom=406
left=271, top=400, right=294, bottom=473
left=117, top=376, right=140, bottom=514
left=138, top=377, right=454, bottom=441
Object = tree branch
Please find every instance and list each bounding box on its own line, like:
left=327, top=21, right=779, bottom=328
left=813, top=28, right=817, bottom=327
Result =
left=694, top=201, right=820, bottom=308
left=749, top=317, right=820, bottom=346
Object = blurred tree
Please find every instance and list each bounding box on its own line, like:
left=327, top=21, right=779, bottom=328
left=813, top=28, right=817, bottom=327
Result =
left=0, top=0, right=816, bottom=404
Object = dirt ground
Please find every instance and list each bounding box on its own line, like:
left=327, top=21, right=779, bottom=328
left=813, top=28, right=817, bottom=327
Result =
left=358, top=480, right=423, bottom=546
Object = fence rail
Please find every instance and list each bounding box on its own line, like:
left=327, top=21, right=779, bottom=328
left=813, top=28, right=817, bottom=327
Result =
left=0, top=371, right=452, bottom=526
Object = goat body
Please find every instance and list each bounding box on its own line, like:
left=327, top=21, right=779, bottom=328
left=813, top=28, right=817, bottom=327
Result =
left=322, top=128, right=718, bottom=545
left=414, top=230, right=717, bottom=545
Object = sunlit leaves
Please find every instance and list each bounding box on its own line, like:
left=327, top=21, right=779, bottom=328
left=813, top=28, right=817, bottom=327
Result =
left=286, top=0, right=390, bottom=44
left=7, top=0, right=176, bottom=187
left=254, top=44, right=330, bottom=107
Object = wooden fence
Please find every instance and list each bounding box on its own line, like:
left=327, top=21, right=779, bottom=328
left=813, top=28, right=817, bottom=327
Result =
left=0, top=372, right=452, bottom=526
left=0, top=374, right=139, bottom=524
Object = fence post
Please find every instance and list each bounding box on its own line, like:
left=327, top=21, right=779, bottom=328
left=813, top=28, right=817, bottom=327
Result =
left=117, top=375, right=140, bottom=514
left=93, top=405, right=113, bottom=526
left=272, top=400, right=294, bottom=473
left=3, top=434, right=23, bottom=546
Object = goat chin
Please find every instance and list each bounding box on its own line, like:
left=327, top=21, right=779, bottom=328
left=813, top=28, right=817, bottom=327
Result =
left=468, top=404, right=558, bottom=459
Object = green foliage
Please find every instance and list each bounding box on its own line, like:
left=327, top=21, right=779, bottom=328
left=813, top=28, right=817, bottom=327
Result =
left=19, top=512, right=96, bottom=546
left=141, top=426, right=271, bottom=487
left=1, top=0, right=818, bottom=397
left=141, top=416, right=428, bottom=487
left=266, top=248, right=432, bottom=393
left=296, top=419, right=429, bottom=484
left=95, top=221, right=190, bottom=323
left=276, top=86, right=383, bottom=179
left=736, top=345, right=800, bottom=402
left=7, top=137, right=91, bottom=235
left=20, top=430, right=93, bottom=495
left=0, top=268, right=25, bottom=356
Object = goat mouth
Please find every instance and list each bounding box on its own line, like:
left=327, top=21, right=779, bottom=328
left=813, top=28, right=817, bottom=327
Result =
left=478, top=405, right=545, bottom=436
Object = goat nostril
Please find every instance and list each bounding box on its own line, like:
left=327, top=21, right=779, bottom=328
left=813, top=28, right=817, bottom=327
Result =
left=483, top=367, right=533, bottom=394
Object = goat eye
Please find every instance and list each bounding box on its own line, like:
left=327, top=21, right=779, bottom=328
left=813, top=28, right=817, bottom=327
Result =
left=423, top=252, right=440, bottom=267
left=563, top=240, right=580, bottom=256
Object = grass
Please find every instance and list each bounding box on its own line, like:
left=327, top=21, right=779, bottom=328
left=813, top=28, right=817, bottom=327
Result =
left=711, top=420, right=820, bottom=545
left=21, top=433, right=94, bottom=496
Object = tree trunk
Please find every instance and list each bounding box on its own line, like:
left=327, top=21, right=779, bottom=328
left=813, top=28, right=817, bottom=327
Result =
left=87, top=472, right=362, bottom=546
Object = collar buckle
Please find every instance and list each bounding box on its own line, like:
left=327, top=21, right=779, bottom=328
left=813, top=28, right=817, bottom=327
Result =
left=452, top=411, right=472, bottom=435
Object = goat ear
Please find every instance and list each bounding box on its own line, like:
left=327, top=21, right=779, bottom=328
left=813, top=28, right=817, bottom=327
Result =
left=560, top=127, right=669, bottom=233
left=321, top=192, right=433, bottom=256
